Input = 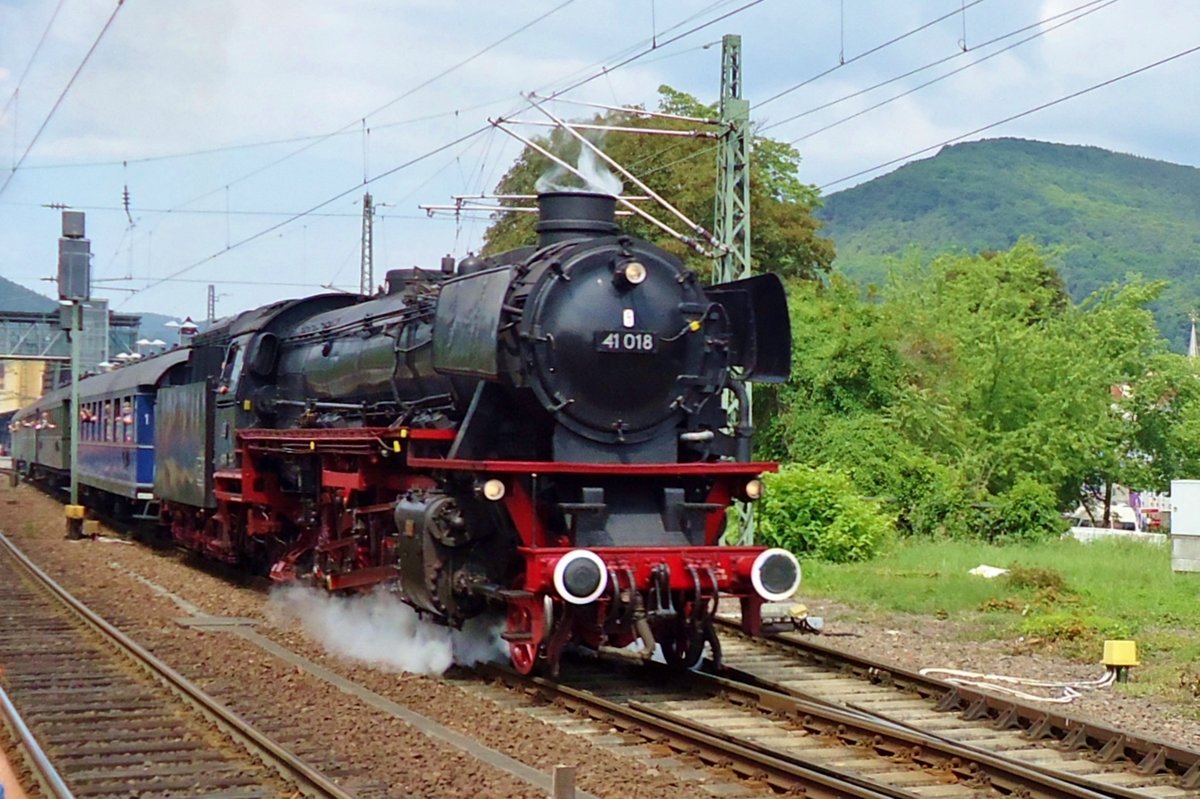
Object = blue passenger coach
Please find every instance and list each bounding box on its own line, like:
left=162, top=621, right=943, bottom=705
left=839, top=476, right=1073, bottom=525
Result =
left=75, top=350, right=189, bottom=513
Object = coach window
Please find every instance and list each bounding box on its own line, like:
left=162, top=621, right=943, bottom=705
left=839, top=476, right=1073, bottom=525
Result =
left=106, top=400, right=115, bottom=441
left=123, top=399, right=133, bottom=442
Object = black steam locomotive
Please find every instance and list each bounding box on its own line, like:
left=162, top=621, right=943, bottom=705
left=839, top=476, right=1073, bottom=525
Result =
left=16, top=191, right=799, bottom=674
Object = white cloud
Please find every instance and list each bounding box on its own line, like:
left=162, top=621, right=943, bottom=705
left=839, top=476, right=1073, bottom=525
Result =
left=1, top=0, right=1198, bottom=317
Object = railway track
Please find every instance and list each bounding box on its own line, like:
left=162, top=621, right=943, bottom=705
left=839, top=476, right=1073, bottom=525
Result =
left=713, top=618, right=1200, bottom=798
left=0, top=531, right=358, bottom=799
left=482, top=655, right=1137, bottom=799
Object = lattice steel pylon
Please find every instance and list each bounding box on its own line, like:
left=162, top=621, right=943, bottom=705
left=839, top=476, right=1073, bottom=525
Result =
left=714, top=34, right=751, bottom=287
left=360, top=192, right=375, bottom=296
left=713, top=33, right=756, bottom=544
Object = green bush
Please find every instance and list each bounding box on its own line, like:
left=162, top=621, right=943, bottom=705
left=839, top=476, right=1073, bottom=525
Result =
left=885, top=456, right=974, bottom=539
left=983, top=478, right=1067, bottom=543
left=757, top=465, right=893, bottom=563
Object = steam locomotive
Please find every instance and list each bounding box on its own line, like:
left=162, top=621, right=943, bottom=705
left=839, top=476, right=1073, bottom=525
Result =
left=12, top=191, right=799, bottom=674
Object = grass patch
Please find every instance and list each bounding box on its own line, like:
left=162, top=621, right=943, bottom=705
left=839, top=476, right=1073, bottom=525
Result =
left=802, top=536, right=1200, bottom=694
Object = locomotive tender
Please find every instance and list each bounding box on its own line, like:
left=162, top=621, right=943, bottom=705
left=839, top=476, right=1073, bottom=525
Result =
left=13, top=191, right=799, bottom=674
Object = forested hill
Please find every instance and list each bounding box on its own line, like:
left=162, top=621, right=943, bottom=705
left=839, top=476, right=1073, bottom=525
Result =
left=0, top=274, right=181, bottom=345
left=816, top=138, right=1200, bottom=348
left=0, top=275, right=57, bottom=312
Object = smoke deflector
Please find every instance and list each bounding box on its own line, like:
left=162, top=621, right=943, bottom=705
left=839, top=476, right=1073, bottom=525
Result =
left=704, top=272, right=791, bottom=382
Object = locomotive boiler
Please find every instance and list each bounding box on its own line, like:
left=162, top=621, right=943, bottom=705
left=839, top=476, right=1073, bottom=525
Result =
left=65, top=191, right=800, bottom=674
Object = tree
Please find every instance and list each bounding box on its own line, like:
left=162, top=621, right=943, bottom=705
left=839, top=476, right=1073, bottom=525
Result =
left=482, top=86, right=834, bottom=281
left=768, top=240, right=1200, bottom=540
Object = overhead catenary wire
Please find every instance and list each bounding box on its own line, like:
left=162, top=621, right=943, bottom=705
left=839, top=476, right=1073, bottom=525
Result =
left=0, top=0, right=125, bottom=198
left=117, top=0, right=772, bottom=300
left=173, top=0, right=580, bottom=204
left=519, top=0, right=740, bottom=101
left=0, top=200, right=443, bottom=220
left=16, top=101, right=512, bottom=171
left=536, top=0, right=767, bottom=102
left=38, top=11, right=725, bottom=176
left=608, top=0, right=1016, bottom=177
left=756, top=0, right=989, bottom=109
left=820, top=42, right=1200, bottom=191
left=123, top=124, right=492, bottom=300
left=625, top=0, right=1119, bottom=184
left=786, top=3, right=1122, bottom=144
left=99, top=276, right=357, bottom=289
left=0, top=0, right=68, bottom=126
left=99, top=0, right=581, bottom=290
left=760, top=0, right=1116, bottom=134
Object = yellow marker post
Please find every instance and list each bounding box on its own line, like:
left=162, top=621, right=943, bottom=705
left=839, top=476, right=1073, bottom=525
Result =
left=1103, top=639, right=1139, bottom=683
left=64, top=504, right=85, bottom=540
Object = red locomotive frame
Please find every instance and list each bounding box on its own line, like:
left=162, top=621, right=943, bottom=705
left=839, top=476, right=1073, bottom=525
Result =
left=162, top=424, right=784, bottom=673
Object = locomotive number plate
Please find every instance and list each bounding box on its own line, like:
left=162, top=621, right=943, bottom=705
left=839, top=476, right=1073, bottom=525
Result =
left=594, top=330, right=658, bottom=353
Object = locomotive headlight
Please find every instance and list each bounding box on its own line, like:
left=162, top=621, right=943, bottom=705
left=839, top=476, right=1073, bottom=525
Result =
left=750, top=548, right=801, bottom=602
left=622, top=261, right=648, bottom=285
left=744, top=478, right=765, bottom=501
left=481, top=478, right=506, bottom=501
left=553, top=550, right=608, bottom=605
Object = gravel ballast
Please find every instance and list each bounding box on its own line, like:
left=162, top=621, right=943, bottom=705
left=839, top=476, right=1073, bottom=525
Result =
left=3, top=477, right=1197, bottom=798
left=0, top=481, right=711, bottom=799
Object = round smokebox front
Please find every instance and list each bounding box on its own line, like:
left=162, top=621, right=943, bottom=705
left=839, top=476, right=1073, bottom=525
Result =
left=523, top=241, right=715, bottom=443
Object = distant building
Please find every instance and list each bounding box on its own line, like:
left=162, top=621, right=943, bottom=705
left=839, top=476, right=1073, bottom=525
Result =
left=0, top=300, right=140, bottom=395
left=43, top=300, right=141, bottom=389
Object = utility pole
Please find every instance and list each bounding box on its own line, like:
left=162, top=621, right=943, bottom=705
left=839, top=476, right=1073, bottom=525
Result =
left=207, top=284, right=216, bottom=324
left=714, top=33, right=755, bottom=544
left=360, top=192, right=374, bottom=295
left=58, top=210, right=90, bottom=540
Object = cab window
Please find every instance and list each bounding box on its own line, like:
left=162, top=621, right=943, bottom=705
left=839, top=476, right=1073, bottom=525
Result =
left=219, top=342, right=245, bottom=395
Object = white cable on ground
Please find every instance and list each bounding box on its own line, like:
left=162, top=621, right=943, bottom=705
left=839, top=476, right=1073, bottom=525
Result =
left=919, top=666, right=1117, bottom=703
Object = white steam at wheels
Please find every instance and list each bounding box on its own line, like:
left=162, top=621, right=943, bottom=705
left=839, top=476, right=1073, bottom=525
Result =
left=266, top=584, right=509, bottom=675
left=535, top=140, right=623, bottom=196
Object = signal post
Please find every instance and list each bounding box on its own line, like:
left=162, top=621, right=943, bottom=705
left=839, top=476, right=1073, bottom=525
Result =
left=58, top=210, right=90, bottom=539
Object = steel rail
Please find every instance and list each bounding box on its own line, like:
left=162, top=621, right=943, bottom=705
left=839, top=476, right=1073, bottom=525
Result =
left=487, top=648, right=1180, bottom=799
left=0, top=683, right=74, bottom=799
left=482, top=664, right=905, bottom=799
left=0, top=530, right=357, bottom=799
left=715, top=617, right=1200, bottom=791
left=688, top=669, right=1133, bottom=799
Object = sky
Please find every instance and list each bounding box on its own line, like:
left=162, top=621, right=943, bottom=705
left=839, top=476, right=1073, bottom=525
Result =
left=1, top=0, right=1197, bottom=323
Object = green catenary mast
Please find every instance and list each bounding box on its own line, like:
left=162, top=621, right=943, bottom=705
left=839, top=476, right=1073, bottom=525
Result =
left=714, top=33, right=755, bottom=543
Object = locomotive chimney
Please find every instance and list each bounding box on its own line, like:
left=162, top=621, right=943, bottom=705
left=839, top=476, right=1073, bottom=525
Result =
left=535, top=191, right=618, bottom=248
